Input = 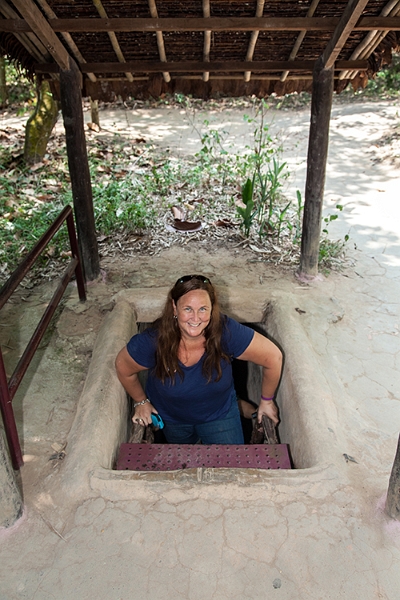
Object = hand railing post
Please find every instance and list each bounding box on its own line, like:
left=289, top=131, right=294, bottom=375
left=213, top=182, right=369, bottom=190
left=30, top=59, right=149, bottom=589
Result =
left=0, top=350, right=23, bottom=469
left=0, top=205, right=86, bottom=469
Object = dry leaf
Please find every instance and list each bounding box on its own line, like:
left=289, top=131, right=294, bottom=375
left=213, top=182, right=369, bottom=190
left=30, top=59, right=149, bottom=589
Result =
left=215, top=219, right=235, bottom=228
left=172, top=219, right=202, bottom=232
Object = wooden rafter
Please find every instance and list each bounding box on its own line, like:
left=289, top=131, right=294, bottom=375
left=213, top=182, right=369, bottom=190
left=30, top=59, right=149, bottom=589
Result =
left=202, top=0, right=211, bottom=82
left=0, top=0, right=54, bottom=64
left=8, top=0, right=70, bottom=70
left=35, top=0, right=96, bottom=83
left=0, top=16, right=400, bottom=33
left=91, top=0, right=133, bottom=82
left=280, top=0, right=321, bottom=83
left=34, top=59, right=368, bottom=75
left=243, top=0, right=265, bottom=83
left=148, top=0, right=170, bottom=83
left=339, top=0, right=400, bottom=80
left=2, top=16, right=400, bottom=34
left=322, top=0, right=371, bottom=69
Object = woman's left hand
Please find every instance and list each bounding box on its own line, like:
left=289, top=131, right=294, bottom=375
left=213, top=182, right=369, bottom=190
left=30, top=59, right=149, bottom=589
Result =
left=258, top=400, right=279, bottom=425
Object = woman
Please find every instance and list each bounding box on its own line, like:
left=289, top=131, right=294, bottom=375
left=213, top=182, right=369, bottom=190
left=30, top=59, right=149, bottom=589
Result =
left=115, top=274, right=282, bottom=444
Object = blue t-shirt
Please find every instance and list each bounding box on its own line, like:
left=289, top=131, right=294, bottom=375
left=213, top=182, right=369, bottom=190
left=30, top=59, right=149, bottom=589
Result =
left=126, top=316, right=254, bottom=424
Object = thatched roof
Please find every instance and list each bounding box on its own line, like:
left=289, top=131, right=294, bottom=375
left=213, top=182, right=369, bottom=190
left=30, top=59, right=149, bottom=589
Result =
left=1, top=0, right=400, bottom=100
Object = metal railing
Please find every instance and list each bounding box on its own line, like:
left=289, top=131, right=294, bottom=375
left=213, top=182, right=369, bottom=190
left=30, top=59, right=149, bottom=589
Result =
left=0, top=206, right=86, bottom=469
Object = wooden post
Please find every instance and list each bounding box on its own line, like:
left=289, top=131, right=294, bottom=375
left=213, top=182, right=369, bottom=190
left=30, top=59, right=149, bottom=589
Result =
left=0, top=429, right=23, bottom=527
left=90, top=97, right=100, bottom=128
left=299, top=56, right=334, bottom=277
left=386, top=434, right=400, bottom=520
left=59, top=58, right=100, bottom=281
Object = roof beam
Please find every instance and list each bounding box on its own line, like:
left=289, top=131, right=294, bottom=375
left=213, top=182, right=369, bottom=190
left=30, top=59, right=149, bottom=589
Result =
left=202, top=0, right=211, bottom=82
left=244, top=0, right=265, bottom=82
left=3, top=16, right=400, bottom=33
left=0, top=0, right=50, bottom=63
left=8, top=0, right=71, bottom=70
left=322, top=0, right=370, bottom=69
left=280, top=0, right=321, bottom=82
left=92, top=0, right=133, bottom=82
left=148, top=0, right=170, bottom=83
left=35, top=59, right=368, bottom=75
left=339, top=0, right=400, bottom=80
left=35, top=0, right=97, bottom=82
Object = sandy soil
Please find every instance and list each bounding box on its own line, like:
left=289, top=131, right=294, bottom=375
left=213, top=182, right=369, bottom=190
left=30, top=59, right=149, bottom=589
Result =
left=1, top=97, right=400, bottom=498
left=1, top=99, right=400, bottom=600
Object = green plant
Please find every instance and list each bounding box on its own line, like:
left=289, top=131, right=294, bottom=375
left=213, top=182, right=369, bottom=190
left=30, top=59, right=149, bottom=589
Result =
left=319, top=204, right=350, bottom=266
left=236, top=177, right=255, bottom=237
left=318, top=238, right=347, bottom=268
left=195, top=123, right=231, bottom=187
left=293, top=189, right=304, bottom=242
left=256, top=157, right=288, bottom=239
left=276, top=200, right=292, bottom=240
left=0, top=97, right=353, bottom=285
left=322, top=204, right=343, bottom=235
left=92, top=179, right=156, bottom=234
left=234, top=101, right=289, bottom=239
left=2, top=58, right=35, bottom=108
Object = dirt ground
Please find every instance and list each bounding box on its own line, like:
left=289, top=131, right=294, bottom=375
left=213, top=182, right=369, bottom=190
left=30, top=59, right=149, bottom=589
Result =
left=1, top=97, right=400, bottom=599
left=2, top=96, right=400, bottom=497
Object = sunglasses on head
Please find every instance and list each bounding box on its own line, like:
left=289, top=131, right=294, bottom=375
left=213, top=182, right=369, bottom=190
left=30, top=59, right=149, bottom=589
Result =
left=175, top=274, right=211, bottom=286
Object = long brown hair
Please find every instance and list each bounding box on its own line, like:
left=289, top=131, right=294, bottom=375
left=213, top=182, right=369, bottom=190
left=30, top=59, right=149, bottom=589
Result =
left=152, top=275, right=230, bottom=383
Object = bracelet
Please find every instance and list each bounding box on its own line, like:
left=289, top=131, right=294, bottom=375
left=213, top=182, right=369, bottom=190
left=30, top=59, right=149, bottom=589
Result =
left=260, top=394, right=274, bottom=402
left=133, top=398, right=150, bottom=407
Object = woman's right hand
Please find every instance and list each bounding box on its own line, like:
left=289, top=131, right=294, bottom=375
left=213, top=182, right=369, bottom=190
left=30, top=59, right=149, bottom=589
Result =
left=132, top=402, right=156, bottom=427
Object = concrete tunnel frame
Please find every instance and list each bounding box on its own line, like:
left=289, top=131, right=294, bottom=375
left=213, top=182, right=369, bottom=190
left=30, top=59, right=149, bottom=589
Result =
left=56, top=286, right=347, bottom=501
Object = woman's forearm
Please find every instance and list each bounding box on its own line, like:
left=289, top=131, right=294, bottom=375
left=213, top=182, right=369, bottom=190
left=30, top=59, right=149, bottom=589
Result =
left=260, top=364, right=281, bottom=400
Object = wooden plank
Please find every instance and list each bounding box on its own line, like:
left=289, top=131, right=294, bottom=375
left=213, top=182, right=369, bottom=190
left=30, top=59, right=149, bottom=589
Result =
left=148, top=0, right=171, bottom=83
left=34, top=59, right=368, bottom=76
left=299, top=57, right=334, bottom=277
left=3, top=16, right=400, bottom=34
left=75, top=59, right=368, bottom=74
left=35, top=0, right=97, bottom=83
left=243, top=0, right=265, bottom=82
left=59, top=60, right=100, bottom=281
left=92, top=0, right=134, bottom=82
left=21, top=17, right=342, bottom=33
left=8, top=0, right=70, bottom=70
left=202, top=0, right=210, bottom=82
left=323, top=0, right=370, bottom=69
left=0, top=2, right=51, bottom=63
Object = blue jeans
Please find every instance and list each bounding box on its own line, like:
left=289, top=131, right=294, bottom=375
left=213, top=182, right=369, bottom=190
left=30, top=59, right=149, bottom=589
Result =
left=162, top=395, right=244, bottom=445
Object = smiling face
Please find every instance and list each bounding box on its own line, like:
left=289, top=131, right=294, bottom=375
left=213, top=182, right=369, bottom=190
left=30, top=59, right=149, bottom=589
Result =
left=173, top=289, right=212, bottom=340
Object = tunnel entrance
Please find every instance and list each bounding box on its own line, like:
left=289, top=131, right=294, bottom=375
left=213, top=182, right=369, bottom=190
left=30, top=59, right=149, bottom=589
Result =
left=60, top=291, right=340, bottom=498
left=115, top=321, right=293, bottom=472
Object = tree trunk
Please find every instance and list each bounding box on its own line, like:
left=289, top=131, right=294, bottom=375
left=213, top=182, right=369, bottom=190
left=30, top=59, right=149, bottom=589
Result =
left=0, top=56, right=8, bottom=107
left=23, top=79, right=59, bottom=165
left=59, top=59, right=100, bottom=281
left=299, top=57, right=334, bottom=277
